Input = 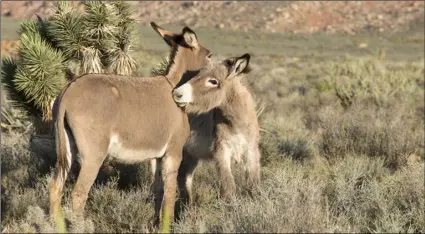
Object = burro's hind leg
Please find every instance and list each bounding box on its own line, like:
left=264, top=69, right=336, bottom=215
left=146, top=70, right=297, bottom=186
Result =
left=153, top=158, right=163, bottom=227
left=150, top=159, right=158, bottom=190
left=148, top=159, right=160, bottom=203
left=49, top=128, right=77, bottom=231
left=70, top=132, right=108, bottom=216
left=154, top=143, right=183, bottom=233
left=243, top=146, right=261, bottom=197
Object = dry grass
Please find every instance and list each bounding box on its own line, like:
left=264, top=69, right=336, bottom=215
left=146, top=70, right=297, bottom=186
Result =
left=2, top=133, right=423, bottom=233
left=173, top=157, right=424, bottom=233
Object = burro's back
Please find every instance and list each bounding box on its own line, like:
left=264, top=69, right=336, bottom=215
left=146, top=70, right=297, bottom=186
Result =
left=49, top=22, right=212, bottom=233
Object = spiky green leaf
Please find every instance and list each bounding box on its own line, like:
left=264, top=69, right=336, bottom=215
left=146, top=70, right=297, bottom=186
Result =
left=111, top=1, right=134, bottom=20
left=19, top=18, right=51, bottom=44
left=46, top=3, right=85, bottom=60
left=18, top=20, right=40, bottom=36
left=83, top=1, right=119, bottom=49
left=1, top=57, right=40, bottom=116
left=101, top=1, right=139, bottom=75
left=112, top=1, right=138, bottom=47
left=53, top=1, right=74, bottom=15
left=16, top=32, right=67, bottom=113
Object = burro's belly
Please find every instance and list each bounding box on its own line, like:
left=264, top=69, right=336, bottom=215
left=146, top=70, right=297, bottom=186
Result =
left=107, top=134, right=168, bottom=163
left=185, top=132, right=214, bottom=159
left=184, top=131, right=250, bottom=163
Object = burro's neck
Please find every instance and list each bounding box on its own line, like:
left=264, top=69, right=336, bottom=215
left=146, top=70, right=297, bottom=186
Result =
left=166, top=49, right=187, bottom=87
left=218, top=83, right=248, bottom=125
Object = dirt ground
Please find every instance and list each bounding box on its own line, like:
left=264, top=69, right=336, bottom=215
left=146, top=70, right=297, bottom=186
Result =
left=1, top=1, right=424, bottom=34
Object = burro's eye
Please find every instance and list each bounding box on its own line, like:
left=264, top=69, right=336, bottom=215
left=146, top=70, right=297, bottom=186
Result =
left=207, top=53, right=212, bottom=59
left=206, top=78, right=219, bottom=87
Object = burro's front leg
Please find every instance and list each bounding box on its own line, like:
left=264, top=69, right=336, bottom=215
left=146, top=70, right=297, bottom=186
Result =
left=214, top=143, right=236, bottom=201
left=158, top=150, right=182, bottom=233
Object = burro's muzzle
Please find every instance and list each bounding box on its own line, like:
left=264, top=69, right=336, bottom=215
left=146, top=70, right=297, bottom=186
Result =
left=172, top=83, right=193, bottom=107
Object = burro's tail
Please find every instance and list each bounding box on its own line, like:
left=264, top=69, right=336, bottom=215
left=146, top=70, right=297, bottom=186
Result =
left=55, top=96, right=70, bottom=181
left=49, top=90, right=72, bottom=233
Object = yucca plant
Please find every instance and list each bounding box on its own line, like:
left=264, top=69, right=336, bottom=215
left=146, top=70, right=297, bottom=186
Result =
left=1, top=1, right=139, bottom=134
left=16, top=32, right=67, bottom=120
left=107, top=2, right=138, bottom=75
left=151, top=57, right=171, bottom=77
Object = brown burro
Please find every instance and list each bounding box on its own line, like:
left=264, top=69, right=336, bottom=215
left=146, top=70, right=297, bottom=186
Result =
left=49, top=22, right=212, bottom=233
left=169, top=53, right=261, bottom=208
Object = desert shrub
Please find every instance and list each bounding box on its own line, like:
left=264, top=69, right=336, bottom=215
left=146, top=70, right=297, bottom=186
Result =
left=2, top=119, right=423, bottom=233
left=317, top=103, right=423, bottom=169
left=373, top=162, right=425, bottom=233
left=174, top=156, right=424, bottom=233
left=326, top=56, right=424, bottom=109
left=86, top=179, right=154, bottom=233
left=3, top=205, right=95, bottom=233
left=1, top=133, right=154, bottom=233
left=259, top=110, right=318, bottom=165
left=326, top=156, right=424, bottom=233
left=174, top=160, right=330, bottom=233
left=1, top=104, right=31, bottom=133
left=1, top=133, right=53, bottom=224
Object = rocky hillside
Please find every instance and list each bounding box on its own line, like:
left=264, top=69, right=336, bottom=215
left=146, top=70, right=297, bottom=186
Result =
left=1, top=1, right=424, bottom=34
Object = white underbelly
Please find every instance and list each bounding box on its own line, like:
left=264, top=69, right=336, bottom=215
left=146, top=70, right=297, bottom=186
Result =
left=226, top=134, right=249, bottom=164
left=107, top=135, right=167, bottom=163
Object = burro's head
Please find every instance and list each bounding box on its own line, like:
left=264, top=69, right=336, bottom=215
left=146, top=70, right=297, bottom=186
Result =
left=172, top=53, right=252, bottom=114
left=150, top=22, right=212, bottom=72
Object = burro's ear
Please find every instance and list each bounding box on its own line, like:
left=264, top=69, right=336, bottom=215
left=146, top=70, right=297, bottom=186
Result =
left=150, top=22, right=176, bottom=47
left=182, top=27, right=199, bottom=48
left=226, top=53, right=251, bottom=79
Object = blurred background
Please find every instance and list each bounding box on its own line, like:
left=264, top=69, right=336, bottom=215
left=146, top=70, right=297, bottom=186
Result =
left=1, top=1, right=424, bottom=34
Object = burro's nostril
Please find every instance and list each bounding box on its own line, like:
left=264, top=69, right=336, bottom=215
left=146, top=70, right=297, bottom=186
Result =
left=172, top=84, right=192, bottom=107
left=173, top=90, right=183, bottom=99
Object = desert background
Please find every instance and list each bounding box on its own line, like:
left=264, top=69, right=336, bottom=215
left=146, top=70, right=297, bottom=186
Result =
left=1, top=1, right=424, bottom=233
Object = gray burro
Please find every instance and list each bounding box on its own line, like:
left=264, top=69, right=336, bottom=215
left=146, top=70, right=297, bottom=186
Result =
left=49, top=22, right=212, bottom=233
left=170, top=53, right=261, bottom=206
